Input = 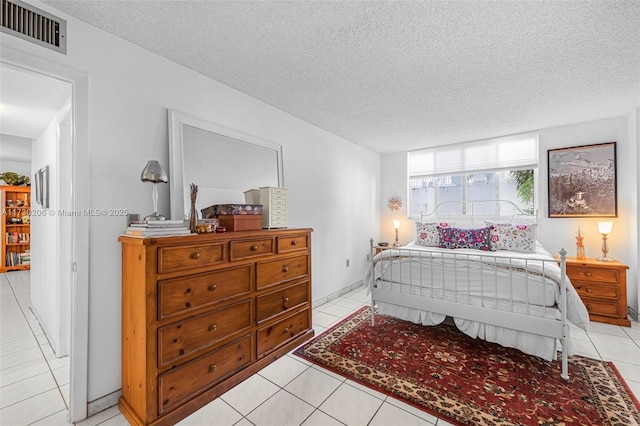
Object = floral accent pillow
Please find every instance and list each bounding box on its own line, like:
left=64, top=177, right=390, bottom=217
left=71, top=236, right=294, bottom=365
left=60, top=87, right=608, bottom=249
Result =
left=438, top=226, right=491, bottom=251
left=487, top=223, right=537, bottom=253
left=415, top=222, right=454, bottom=247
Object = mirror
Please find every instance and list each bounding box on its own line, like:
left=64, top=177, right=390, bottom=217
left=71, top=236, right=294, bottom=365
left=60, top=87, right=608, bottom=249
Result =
left=168, top=109, right=284, bottom=220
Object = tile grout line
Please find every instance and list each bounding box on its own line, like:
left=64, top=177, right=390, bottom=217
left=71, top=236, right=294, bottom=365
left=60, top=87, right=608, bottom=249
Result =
left=2, top=273, right=70, bottom=416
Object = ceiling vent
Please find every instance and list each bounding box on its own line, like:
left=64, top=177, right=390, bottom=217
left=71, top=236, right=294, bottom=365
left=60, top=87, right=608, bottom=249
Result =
left=1, top=0, right=66, bottom=54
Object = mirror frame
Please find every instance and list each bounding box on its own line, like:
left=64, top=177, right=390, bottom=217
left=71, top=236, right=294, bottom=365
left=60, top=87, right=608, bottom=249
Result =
left=168, top=109, right=284, bottom=220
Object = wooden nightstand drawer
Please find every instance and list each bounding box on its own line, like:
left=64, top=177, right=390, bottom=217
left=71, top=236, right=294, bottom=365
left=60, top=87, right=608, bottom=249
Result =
left=580, top=299, right=624, bottom=319
left=566, top=265, right=618, bottom=284
left=573, top=283, right=619, bottom=301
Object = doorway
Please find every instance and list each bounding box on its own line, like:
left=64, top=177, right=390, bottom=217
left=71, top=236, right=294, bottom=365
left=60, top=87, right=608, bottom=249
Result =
left=0, top=53, right=90, bottom=423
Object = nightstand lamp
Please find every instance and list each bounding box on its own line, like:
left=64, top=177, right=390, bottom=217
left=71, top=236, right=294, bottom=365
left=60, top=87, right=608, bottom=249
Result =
left=597, top=221, right=614, bottom=262
left=392, top=219, right=401, bottom=247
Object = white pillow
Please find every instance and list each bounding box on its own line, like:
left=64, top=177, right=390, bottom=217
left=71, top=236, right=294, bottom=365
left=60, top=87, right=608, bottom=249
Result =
left=486, top=222, right=537, bottom=253
left=415, top=221, right=454, bottom=246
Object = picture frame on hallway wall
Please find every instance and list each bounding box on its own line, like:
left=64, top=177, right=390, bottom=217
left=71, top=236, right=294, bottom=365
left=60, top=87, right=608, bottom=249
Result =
left=547, top=142, right=617, bottom=218
left=40, top=166, right=50, bottom=209
left=34, top=171, right=41, bottom=206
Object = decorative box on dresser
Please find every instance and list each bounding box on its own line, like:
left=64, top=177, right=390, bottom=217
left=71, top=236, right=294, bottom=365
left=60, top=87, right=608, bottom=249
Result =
left=118, top=228, right=313, bottom=425
left=564, top=257, right=630, bottom=327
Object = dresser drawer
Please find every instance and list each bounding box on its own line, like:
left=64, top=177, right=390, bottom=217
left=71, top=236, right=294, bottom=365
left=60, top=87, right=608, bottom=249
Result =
left=229, top=238, right=274, bottom=261
left=158, top=243, right=225, bottom=274
left=277, top=235, right=308, bottom=253
left=573, top=283, right=619, bottom=301
left=268, top=189, right=287, bottom=200
left=158, top=300, right=251, bottom=368
left=566, top=265, right=619, bottom=284
left=158, top=265, right=252, bottom=319
left=269, top=198, right=287, bottom=208
left=582, top=299, right=623, bottom=319
left=158, top=335, right=252, bottom=415
left=269, top=220, right=287, bottom=228
left=256, top=281, right=309, bottom=324
left=257, top=308, right=310, bottom=357
left=256, top=254, right=308, bottom=289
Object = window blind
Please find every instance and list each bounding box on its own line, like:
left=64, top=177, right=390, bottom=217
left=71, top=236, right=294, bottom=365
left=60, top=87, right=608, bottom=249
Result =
left=408, top=131, right=539, bottom=177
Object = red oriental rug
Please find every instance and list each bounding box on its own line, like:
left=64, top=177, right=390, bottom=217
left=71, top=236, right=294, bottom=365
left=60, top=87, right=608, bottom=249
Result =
left=294, top=306, right=640, bottom=426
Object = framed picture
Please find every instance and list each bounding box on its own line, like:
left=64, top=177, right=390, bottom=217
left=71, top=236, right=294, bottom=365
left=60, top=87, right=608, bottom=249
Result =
left=547, top=142, right=617, bottom=218
left=40, top=166, right=50, bottom=209
left=34, top=171, right=41, bottom=206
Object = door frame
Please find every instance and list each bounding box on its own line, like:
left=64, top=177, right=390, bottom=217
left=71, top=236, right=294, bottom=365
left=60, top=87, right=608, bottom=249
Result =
left=1, top=47, right=90, bottom=422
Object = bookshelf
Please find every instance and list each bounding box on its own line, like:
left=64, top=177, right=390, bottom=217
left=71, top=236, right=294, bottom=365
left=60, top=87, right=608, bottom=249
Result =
left=1, top=185, right=31, bottom=272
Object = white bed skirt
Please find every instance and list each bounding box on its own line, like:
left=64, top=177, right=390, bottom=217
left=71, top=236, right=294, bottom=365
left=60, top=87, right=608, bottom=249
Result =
left=375, top=301, right=573, bottom=361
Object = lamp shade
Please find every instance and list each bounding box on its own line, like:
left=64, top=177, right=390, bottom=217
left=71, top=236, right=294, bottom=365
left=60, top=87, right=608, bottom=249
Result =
left=141, top=160, right=168, bottom=183
left=597, top=221, right=613, bottom=235
left=392, top=219, right=401, bottom=230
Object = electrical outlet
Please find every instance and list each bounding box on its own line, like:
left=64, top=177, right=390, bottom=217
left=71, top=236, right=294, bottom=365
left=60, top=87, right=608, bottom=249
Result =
left=346, top=259, right=350, bottom=267
left=366, top=254, right=370, bottom=261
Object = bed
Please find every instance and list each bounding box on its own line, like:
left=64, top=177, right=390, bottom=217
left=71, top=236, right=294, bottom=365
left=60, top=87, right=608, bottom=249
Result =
left=365, top=200, right=590, bottom=380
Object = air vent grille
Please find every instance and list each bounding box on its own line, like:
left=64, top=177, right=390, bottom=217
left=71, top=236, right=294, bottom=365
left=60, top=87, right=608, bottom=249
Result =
left=1, top=0, right=66, bottom=54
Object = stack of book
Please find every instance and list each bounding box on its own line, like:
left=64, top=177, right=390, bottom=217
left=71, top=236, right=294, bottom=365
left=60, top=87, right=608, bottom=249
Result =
left=20, top=250, right=30, bottom=265
left=125, top=220, right=192, bottom=237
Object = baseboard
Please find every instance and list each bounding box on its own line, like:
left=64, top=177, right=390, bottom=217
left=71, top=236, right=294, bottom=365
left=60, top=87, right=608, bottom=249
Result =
left=628, top=306, right=638, bottom=322
left=27, top=305, right=58, bottom=355
left=88, top=389, right=121, bottom=417
left=313, top=280, right=365, bottom=308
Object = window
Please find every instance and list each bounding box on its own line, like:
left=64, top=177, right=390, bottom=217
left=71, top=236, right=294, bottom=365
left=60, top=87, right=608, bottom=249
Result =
left=408, top=132, right=538, bottom=218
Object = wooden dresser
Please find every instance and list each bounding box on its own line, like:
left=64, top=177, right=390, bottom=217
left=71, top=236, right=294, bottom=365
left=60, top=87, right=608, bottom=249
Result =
left=564, top=257, right=630, bottom=327
left=118, top=228, right=313, bottom=425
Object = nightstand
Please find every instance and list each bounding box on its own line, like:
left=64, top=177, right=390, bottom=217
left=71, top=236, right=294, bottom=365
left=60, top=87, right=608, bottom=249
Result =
left=563, top=257, right=630, bottom=327
left=374, top=244, right=392, bottom=255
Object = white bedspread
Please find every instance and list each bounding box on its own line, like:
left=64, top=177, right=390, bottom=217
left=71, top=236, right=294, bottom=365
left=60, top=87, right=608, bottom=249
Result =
left=365, top=242, right=590, bottom=361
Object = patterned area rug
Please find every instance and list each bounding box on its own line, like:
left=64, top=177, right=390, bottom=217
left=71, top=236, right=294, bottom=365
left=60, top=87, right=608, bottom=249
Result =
left=294, top=306, right=640, bottom=426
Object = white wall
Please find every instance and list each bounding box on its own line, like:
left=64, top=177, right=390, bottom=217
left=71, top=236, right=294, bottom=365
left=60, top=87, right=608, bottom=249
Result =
left=382, top=114, right=639, bottom=315
left=1, top=3, right=380, bottom=403
left=539, top=116, right=637, bottom=312
left=0, top=134, right=32, bottom=177
left=29, top=101, right=73, bottom=357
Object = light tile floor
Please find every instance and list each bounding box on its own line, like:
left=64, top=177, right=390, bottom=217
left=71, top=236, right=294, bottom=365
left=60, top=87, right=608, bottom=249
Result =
left=1, top=270, right=639, bottom=425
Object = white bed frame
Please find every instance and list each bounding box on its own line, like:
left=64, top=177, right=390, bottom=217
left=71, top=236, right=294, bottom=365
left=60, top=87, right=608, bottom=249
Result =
left=368, top=200, right=571, bottom=380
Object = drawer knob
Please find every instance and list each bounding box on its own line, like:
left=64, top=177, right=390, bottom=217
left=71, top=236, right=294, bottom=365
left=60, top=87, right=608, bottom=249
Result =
left=191, top=252, right=201, bottom=260
left=585, top=272, right=592, bottom=277
left=282, top=296, right=289, bottom=309
left=208, top=364, right=217, bottom=373
left=282, top=265, right=289, bottom=273
left=250, top=245, right=258, bottom=251
left=208, top=284, right=217, bottom=291
left=586, top=304, right=592, bottom=310
left=209, top=324, right=217, bottom=332
left=283, top=328, right=290, bottom=335
left=291, top=240, right=298, bottom=246
left=586, top=288, right=592, bottom=293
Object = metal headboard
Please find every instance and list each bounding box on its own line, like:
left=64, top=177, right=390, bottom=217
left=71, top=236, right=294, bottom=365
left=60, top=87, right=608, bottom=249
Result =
left=419, top=200, right=538, bottom=227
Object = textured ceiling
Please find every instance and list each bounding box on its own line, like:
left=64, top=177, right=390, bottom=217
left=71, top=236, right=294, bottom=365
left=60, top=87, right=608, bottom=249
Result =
left=41, top=0, right=640, bottom=153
